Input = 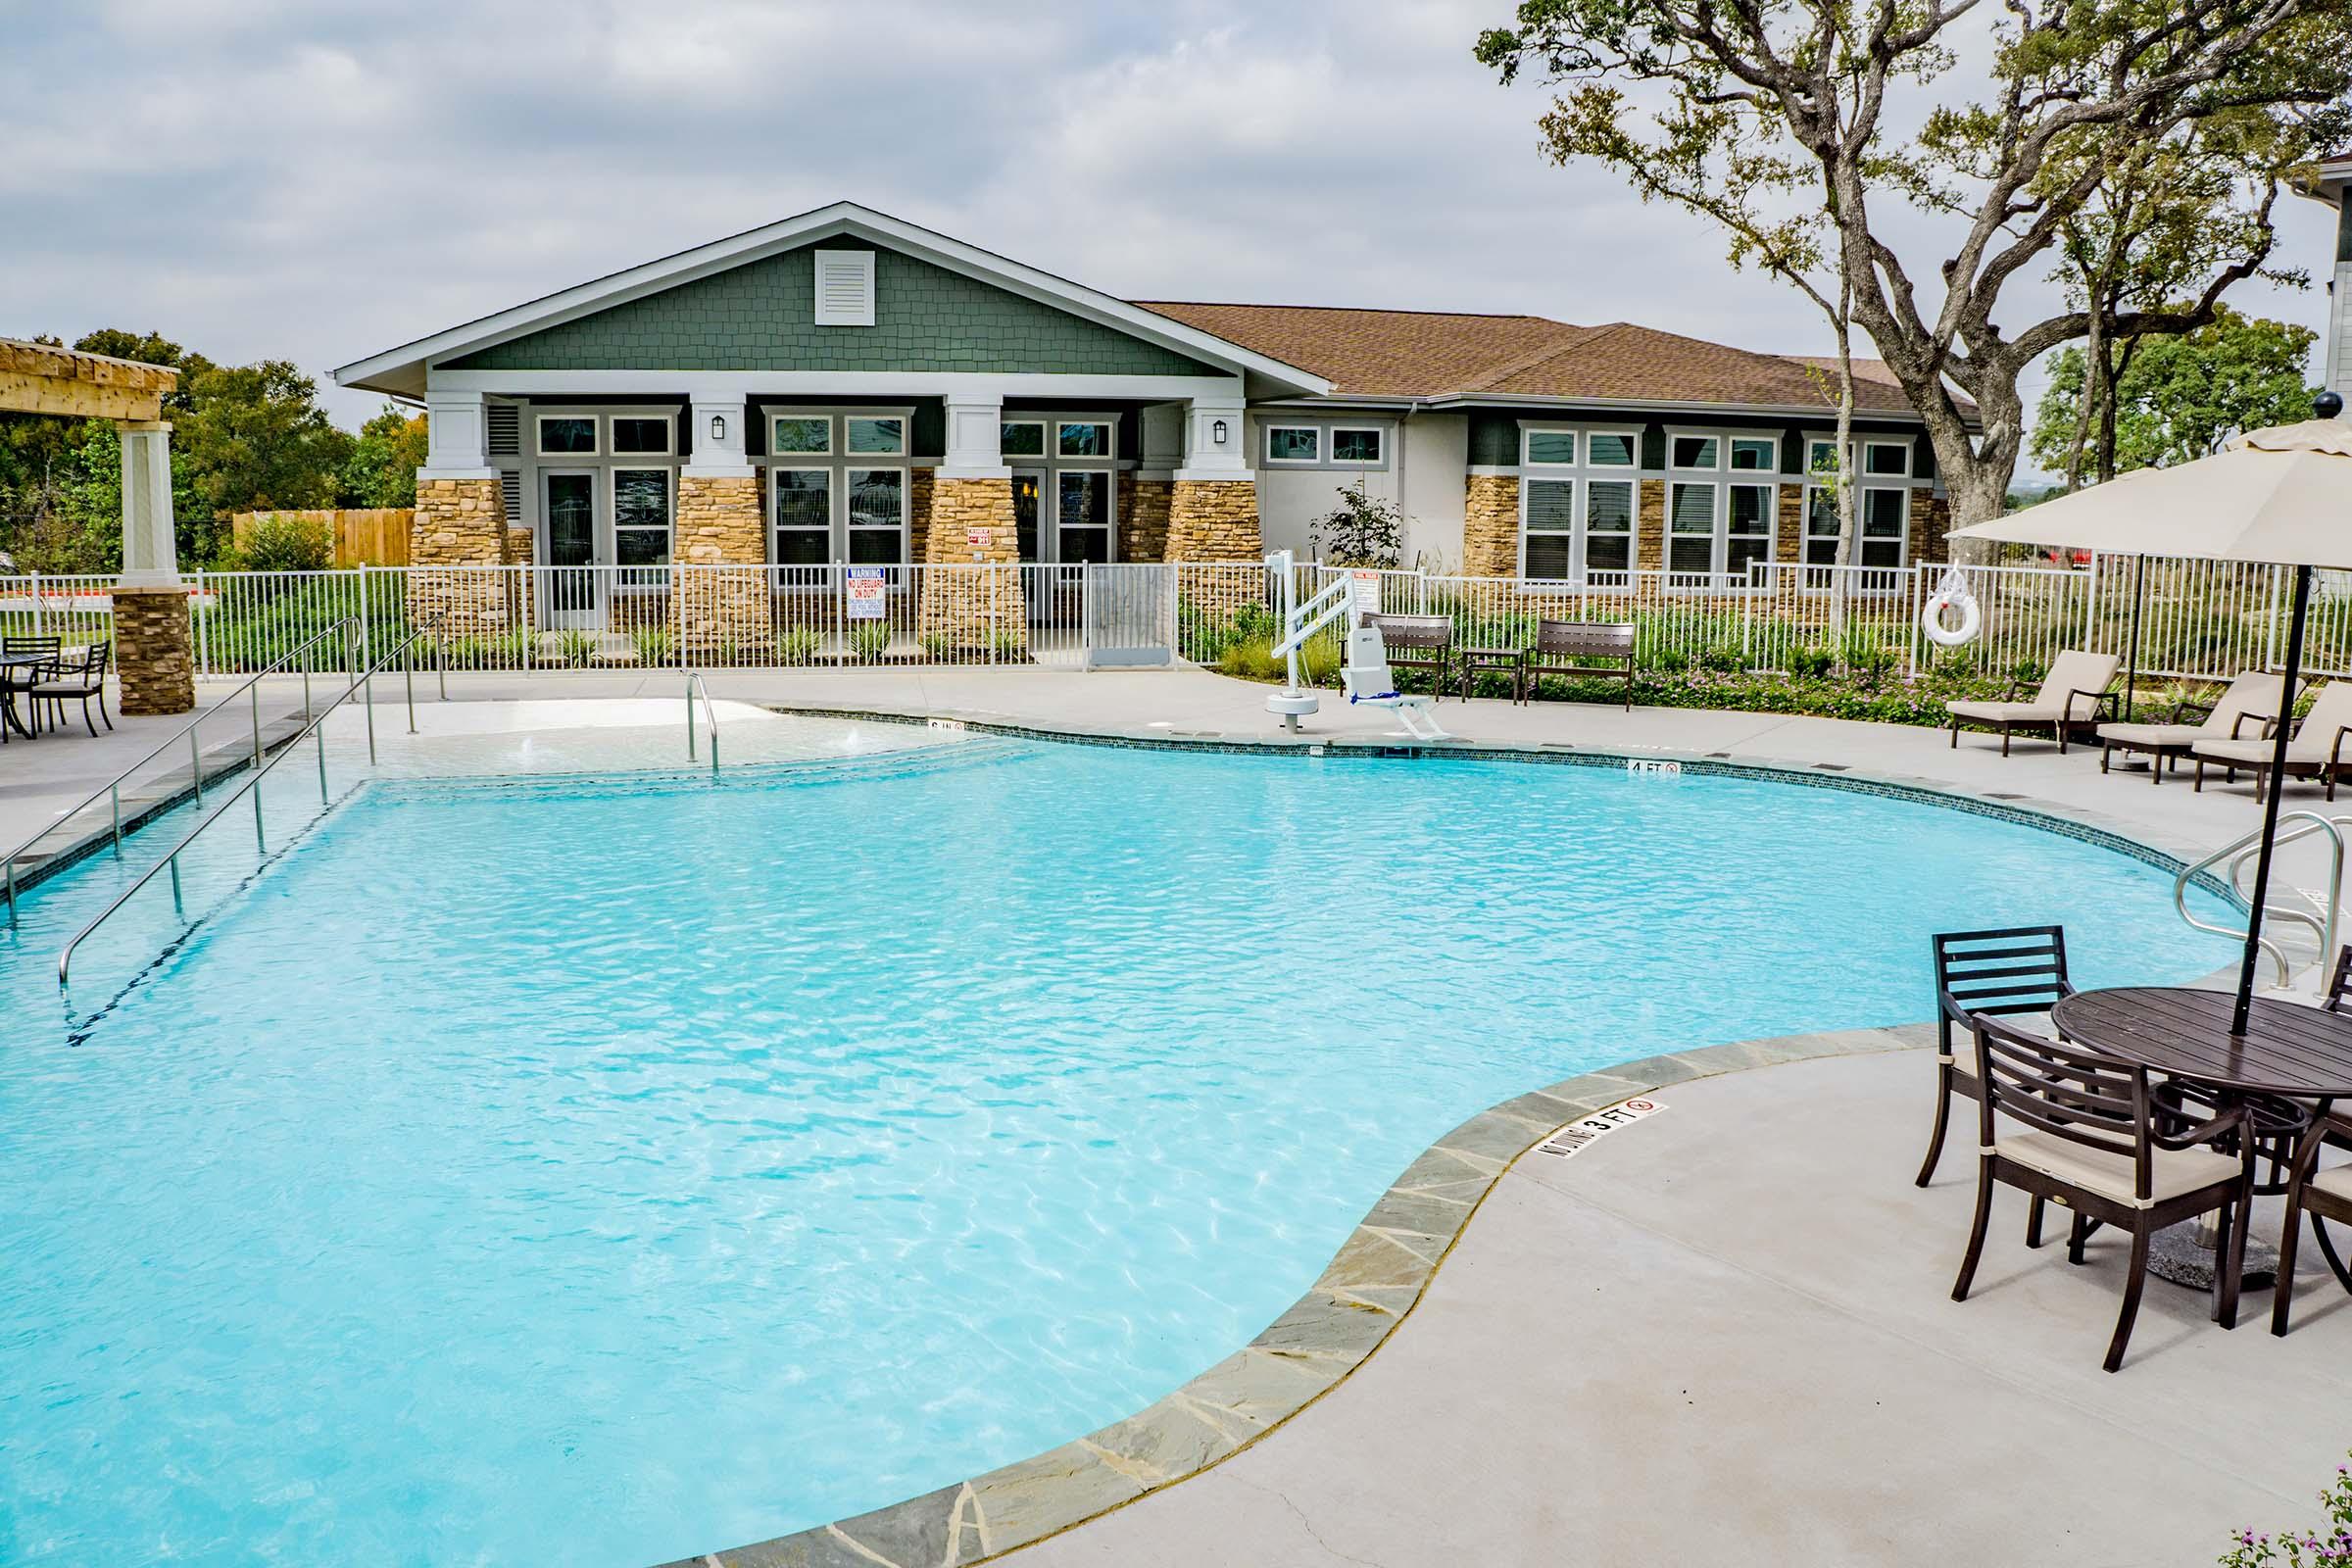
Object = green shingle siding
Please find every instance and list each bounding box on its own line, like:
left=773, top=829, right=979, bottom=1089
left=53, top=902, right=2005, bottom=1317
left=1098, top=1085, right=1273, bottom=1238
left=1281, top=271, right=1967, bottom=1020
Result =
left=446, top=245, right=1223, bottom=377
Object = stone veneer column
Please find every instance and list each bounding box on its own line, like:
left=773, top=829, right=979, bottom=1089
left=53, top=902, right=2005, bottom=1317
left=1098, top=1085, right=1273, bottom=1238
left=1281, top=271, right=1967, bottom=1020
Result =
left=1637, top=478, right=1666, bottom=571
left=918, top=476, right=1028, bottom=656
left=1776, top=485, right=1806, bottom=567
left=674, top=471, right=769, bottom=658
left=1119, top=477, right=1173, bottom=564
left=1910, top=488, right=1951, bottom=564
left=1462, top=473, right=1521, bottom=578
left=1163, top=480, right=1262, bottom=561
left=114, top=588, right=194, bottom=715
left=409, top=476, right=514, bottom=638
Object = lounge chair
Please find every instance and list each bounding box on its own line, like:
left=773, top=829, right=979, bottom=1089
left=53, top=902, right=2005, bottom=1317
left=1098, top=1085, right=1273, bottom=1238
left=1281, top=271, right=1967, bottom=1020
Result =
left=1945, top=649, right=2119, bottom=756
left=1342, top=624, right=1450, bottom=742
left=1952, top=1015, right=2254, bottom=1373
left=2093, top=670, right=2287, bottom=787
left=2189, top=677, right=2352, bottom=802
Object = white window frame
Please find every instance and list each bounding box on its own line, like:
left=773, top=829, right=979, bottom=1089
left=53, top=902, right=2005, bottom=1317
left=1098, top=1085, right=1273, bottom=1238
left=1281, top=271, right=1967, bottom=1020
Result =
left=845, top=414, right=907, bottom=458
left=1054, top=419, right=1115, bottom=461
left=768, top=466, right=834, bottom=573
left=610, top=465, right=673, bottom=583
left=843, top=466, right=909, bottom=565
left=1581, top=475, right=1639, bottom=578
left=1799, top=430, right=1916, bottom=588
left=768, top=414, right=834, bottom=458
left=755, top=406, right=915, bottom=568
left=1519, top=474, right=1579, bottom=582
left=1660, top=426, right=1779, bottom=590
left=1513, top=423, right=1642, bottom=585
left=1328, top=425, right=1386, bottom=467
left=1727, top=433, right=1780, bottom=474
left=1263, top=424, right=1321, bottom=466
left=1000, top=419, right=1049, bottom=461
left=609, top=413, right=674, bottom=458
left=1583, top=426, right=1642, bottom=469
left=1666, top=428, right=1726, bottom=474
left=1520, top=425, right=1579, bottom=468
left=535, top=413, right=600, bottom=458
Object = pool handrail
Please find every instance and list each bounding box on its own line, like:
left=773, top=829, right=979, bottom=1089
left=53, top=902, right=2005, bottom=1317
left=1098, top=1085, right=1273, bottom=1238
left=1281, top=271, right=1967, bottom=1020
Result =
left=685, top=670, right=720, bottom=771
left=2173, top=808, right=2347, bottom=989
left=56, top=625, right=437, bottom=998
left=3, top=616, right=364, bottom=928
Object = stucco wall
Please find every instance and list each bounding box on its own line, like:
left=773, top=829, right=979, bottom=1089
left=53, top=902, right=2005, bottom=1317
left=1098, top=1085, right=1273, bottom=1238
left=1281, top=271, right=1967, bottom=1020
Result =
left=1401, top=413, right=1468, bottom=570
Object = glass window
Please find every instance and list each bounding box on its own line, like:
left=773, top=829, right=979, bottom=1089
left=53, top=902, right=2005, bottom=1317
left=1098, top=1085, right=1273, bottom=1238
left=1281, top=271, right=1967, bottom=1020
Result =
left=1056, top=470, right=1112, bottom=564
left=612, top=468, right=670, bottom=569
left=1057, top=421, right=1112, bottom=459
left=1730, top=437, right=1776, bottom=471
left=1522, top=478, right=1575, bottom=578
left=1668, top=481, right=1715, bottom=573
left=771, top=469, right=830, bottom=567
left=846, top=469, right=905, bottom=564
left=1865, top=441, right=1910, bottom=476
left=1862, top=487, right=1908, bottom=568
left=1804, top=487, right=1840, bottom=565
left=1807, top=439, right=1839, bottom=475
left=1525, top=430, right=1577, bottom=466
left=847, top=416, right=904, bottom=456
left=1585, top=479, right=1635, bottom=573
left=1588, top=432, right=1637, bottom=466
left=612, top=416, right=670, bottom=455
left=1331, top=428, right=1383, bottom=465
left=771, top=416, right=830, bottom=455
left=538, top=416, right=596, bottom=456
left=1265, top=426, right=1319, bottom=463
left=1001, top=421, right=1046, bottom=459
left=1671, top=434, right=1719, bottom=469
left=1727, top=483, right=1774, bottom=577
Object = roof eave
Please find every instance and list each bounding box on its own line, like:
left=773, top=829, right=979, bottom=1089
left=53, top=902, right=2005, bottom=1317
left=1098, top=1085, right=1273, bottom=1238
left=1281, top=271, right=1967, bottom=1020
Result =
left=334, top=202, right=1331, bottom=398
left=1417, top=390, right=1979, bottom=430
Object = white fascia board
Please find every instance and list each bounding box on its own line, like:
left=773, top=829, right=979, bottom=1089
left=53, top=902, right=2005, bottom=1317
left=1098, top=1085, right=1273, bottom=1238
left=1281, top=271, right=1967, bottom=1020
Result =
left=335, top=201, right=1330, bottom=398
left=429, top=369, right=1251, bottom=402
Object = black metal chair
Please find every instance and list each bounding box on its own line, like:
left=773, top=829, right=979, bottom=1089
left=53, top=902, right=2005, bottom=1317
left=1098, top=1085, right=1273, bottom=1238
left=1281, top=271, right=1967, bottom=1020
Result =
left=1920, top=926, right=2074, bottom=1187
left=2271, top=1109, right=2352, bottom=1337
left=1954, top=1015, right=2254, bottom=1372
left=0, top=635, right=61, bottom=744
left=29, top=642, right=112, bottom=736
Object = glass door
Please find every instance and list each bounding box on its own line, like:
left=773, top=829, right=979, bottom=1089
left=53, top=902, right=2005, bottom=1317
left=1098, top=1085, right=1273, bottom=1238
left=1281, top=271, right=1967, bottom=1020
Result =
left=1011, top=467, right=1046, bottom=562
left=1054, top=471, right=1112, bottom=564
left=543, top=469, right=602, bottom=628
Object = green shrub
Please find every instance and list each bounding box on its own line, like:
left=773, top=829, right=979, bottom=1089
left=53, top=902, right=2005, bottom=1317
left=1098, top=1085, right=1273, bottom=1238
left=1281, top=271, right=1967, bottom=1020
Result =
left=778, top=626, right=822, bottom=665
left=222, top=513, right=333, bottom=573
left=1788, top=645, right=1836, bottom=679
left=852, top=622, right=891, bottom=662
left=555, top=628, right=597, bottom=668
left=630, top=625, right=676, bottom=669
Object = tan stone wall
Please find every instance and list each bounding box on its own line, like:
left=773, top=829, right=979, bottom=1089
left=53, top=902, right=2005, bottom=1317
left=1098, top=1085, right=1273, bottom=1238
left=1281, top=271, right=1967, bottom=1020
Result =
left=673, top=472, right=769, bottom=657
left=1462, top=473, right=1520, bottom=578
left=1777, top=484, right=1807, bottom=566
left=1165, top=479, right=1262, bottom=562
left=407, top=476, right=514, bottom=637
left=1911, top=488, right=1951, bottom=564
left=114, top=586, right=194, bottom=715
left=1120, top=477, right=1173, bottom=564
left=908, top=466, right=935, bottom=564
left=1637, top=478, right=1665, bottom=570
left=918, top=476, right=1028, bottom=654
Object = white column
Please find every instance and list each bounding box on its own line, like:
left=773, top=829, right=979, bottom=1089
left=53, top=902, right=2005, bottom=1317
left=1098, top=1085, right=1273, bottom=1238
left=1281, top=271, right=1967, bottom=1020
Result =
left=687, top=395, right=754, bottom=476
left=118, top=419, right=180, bottom=588
left=420, top=387, right=496, bottom=479
left=1175, top=395, right=1250, bottom=481
left=938, top=389, right=1007, bottom=479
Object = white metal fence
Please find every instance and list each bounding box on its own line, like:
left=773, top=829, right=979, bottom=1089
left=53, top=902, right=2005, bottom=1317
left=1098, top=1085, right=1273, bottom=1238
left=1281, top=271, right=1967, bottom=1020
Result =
left=4, top=557, right=2350, bottom=686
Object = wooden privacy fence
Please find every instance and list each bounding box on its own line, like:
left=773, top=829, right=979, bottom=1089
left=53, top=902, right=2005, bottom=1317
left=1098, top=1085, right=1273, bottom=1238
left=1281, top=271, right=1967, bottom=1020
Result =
left=229, top=509, right=412, bottom=567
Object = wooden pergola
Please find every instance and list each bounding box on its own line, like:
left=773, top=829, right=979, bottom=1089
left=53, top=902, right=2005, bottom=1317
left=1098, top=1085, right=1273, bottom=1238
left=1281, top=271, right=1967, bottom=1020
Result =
left=0, top=338, right=192, bottom=713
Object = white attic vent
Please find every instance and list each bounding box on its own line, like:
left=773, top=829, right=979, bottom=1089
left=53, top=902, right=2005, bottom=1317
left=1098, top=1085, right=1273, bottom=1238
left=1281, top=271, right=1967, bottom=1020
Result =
left=813, top=249, right=876, bottom=326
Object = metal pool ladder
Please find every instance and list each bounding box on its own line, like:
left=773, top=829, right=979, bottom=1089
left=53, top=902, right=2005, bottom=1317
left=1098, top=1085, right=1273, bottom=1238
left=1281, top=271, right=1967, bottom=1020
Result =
left=56, top=626, right=441, bottom=1000
left=685, top=671, right=720, bottom=772
left=3, top=617, right=363, bottom=928
left=2174, top=809, right=2349, bottom=988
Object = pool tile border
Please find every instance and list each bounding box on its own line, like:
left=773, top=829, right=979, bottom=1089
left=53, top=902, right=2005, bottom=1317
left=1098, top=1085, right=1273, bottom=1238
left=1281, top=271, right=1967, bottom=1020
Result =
left=670, top=1023, right=1933, bottom=1568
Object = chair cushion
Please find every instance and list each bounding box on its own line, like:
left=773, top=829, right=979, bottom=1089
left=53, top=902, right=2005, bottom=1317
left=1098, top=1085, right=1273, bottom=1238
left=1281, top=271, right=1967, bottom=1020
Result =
left=1947, top=700, right=2061, bottom=723
left=28, top=682, right=99, bottom=697
left=2097, top=722, right=2202, bottom=749
left=1993, top=1129, right=2239, bottom=1207
left=2310, top=1162, right=2352, bottom=1205
left=2193, top=735, right=2332, bottom=767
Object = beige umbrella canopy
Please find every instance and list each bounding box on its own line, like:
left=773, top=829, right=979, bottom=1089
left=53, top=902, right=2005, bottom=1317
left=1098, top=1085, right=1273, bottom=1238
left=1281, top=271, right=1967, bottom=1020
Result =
left=1947, top=408, right=2352, bottom=1032
left=1946, top=417, right=2352, bottom=567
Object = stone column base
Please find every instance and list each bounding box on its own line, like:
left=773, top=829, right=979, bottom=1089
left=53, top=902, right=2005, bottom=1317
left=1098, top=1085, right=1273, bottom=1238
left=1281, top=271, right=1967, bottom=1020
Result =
left=409, top=476, right=517, bottom=640
left=676, top=472, right=772, bottom=658
left=1463, top=473, right=1520, bottom=577
left=1165, top=479, right=1262, bottom=561
left=918, top=476, right=1029, bottom=657
left=1120, top=477, right=1174, bottom=564
left=114, top=586, right=195, bottom=715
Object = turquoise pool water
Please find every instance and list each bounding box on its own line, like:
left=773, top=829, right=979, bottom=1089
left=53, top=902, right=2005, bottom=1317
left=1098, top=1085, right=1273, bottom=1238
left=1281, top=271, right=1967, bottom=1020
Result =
left=0, top=739, right=2233, bottom=1565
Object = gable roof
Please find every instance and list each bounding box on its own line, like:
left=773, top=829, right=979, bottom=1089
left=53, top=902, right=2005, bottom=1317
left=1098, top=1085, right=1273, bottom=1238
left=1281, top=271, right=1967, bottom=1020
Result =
left=1135, top=301, right=1937, bottom=418
left=335, top=202, right=1331, bottom=400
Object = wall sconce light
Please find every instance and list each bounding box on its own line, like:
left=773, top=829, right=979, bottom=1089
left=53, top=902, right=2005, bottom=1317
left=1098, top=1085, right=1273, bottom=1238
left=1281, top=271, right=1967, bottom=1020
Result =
left=1211, top=418, right=1229, bottom=446
left=710, top=413, right=728, bottom=443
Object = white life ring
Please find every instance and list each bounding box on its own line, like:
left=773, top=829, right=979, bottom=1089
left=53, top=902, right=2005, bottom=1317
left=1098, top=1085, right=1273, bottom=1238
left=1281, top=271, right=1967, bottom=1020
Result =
left=1920, top=568, right=1982, bottom=648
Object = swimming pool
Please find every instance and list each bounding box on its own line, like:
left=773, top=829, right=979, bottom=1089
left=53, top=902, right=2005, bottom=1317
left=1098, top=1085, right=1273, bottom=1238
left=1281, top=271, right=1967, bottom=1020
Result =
left=0, top=734, right=2234, bottom=1564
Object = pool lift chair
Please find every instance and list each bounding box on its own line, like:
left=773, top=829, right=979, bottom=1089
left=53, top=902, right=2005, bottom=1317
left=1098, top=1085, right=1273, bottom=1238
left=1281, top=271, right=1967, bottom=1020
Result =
left=1261, top=551, right=1451, bottom=743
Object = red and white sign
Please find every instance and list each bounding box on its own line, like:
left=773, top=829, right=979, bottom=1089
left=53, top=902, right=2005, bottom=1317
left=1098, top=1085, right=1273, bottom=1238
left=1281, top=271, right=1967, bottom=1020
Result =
left=845, top=566, right=887, bottom=621
left=1348, top=568, right=1383, bottom=618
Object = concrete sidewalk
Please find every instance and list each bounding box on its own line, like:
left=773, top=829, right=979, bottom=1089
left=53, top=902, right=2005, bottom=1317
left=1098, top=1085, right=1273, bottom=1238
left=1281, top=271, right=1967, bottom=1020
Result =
left=1004, top=1050, right=2351, bottom=1568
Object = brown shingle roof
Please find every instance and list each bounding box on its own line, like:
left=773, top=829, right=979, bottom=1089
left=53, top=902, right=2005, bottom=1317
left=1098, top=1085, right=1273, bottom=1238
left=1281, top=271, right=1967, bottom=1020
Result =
left=1131, top=302, right=1925, bottom=416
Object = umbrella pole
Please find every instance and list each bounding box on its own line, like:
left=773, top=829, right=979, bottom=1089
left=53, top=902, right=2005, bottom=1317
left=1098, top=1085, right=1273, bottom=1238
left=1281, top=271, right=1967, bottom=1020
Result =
left=2233, top=563, right=2312, bottom=1035
left=2125, top=554, right=2144, bottom=721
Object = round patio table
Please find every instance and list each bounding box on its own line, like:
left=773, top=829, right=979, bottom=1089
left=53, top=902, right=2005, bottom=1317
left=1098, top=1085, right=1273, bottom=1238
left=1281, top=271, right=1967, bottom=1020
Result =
left=0, top=652, right=49, bottom=740
left=2051, top=986, right=2352, bottom=1289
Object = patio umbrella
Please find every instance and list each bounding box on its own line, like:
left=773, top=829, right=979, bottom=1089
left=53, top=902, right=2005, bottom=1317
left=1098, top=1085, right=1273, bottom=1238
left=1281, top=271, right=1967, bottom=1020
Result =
left=1946, top=392, right=2352, bottom=1035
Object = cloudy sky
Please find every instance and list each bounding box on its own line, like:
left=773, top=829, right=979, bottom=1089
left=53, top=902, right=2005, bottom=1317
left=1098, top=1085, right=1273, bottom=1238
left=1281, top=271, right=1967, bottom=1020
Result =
left=2, top=0, right=2335, bottom=447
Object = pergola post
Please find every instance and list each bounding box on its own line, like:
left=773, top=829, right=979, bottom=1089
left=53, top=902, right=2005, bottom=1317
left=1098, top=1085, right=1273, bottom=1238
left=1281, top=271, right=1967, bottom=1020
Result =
left=114, top=418, right=194, bottom=714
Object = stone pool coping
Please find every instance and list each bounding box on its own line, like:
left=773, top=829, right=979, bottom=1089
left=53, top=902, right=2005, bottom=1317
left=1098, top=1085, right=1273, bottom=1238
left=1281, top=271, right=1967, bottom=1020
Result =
left=665, top=1024, right=1935, bottom=1568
